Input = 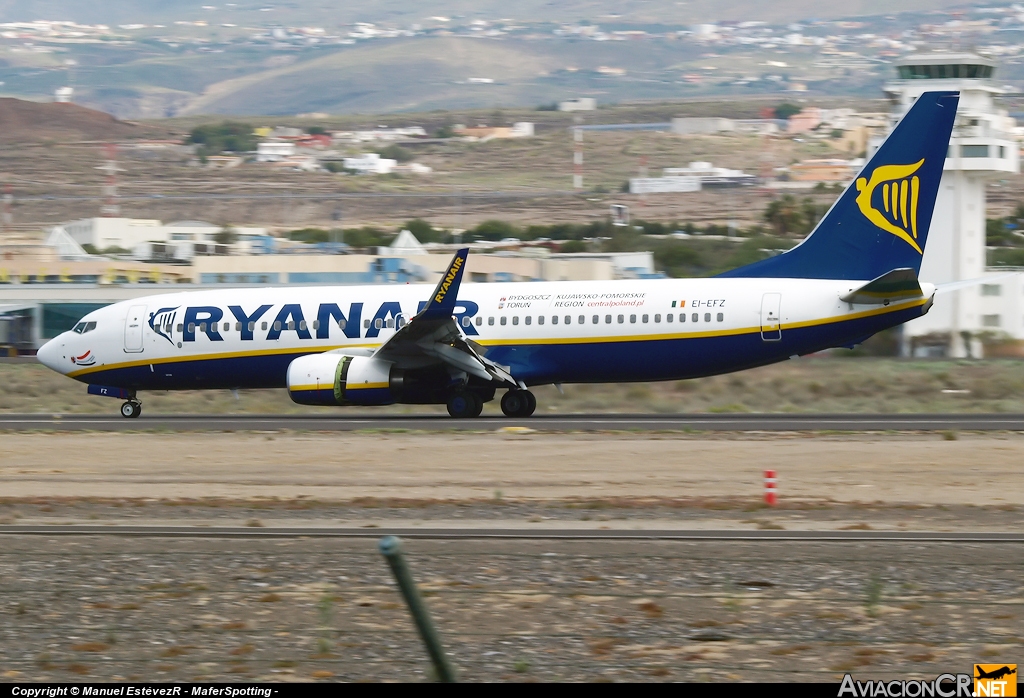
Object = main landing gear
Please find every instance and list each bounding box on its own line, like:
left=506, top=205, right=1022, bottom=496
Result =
left=500, top=389, right=536, bottom=418
left=445, top=389, right=536, bottom=418
left=446, top=391, right=484, bottom=418
left=120, top=401, right=142, bottom=419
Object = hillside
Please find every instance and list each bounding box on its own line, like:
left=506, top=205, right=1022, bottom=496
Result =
left=0, top=0, right=992, bottom=26
left=0, top=98, right=149, bottom=144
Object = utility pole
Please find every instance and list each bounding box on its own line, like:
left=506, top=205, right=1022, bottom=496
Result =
left=97, top=144, right=122, bottom=217
left=573, top=122, right=583, bottom=190
left=2, top=184, right=12, bottom=234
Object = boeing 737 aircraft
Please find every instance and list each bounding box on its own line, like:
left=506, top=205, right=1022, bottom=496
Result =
left=37, top=91, right=959, bottom=418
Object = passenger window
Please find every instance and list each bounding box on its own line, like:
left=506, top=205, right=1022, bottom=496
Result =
left=629, top=314, right=636, bottom=324
left=617, top=315, right=624, bottom=323
left=564, top=315, right=571, bottom=325
left=704, top=313, right=711, bottom=322
left=364, top=319, right=370, bottom=329
left=223, top=322, right=229, bottom=331
left=667, top=313, right=673, bottom=323
left=512, top=316, right=519, bottom=326
left=475, top=316, right=483, bottom=326
left=312, top=320, right=320, bottom=330
left=538, top=316, right=545, bottom=325
left=387, top=318, right=395, bottom=328
left=525, top=316, right=532, bottom=325
left=199, top=322, right=207, bottom=332
left=655, top=314, right=661, bottom=323
left=274, top=321, right=282, bottom=331
left=488, top=317, right=495, bottom=326
left=177, top=323, right=183, bottom=332
left=287, top=321, right=295, bottom=331
left=500, top=316, right=507, bottom=326
left=261, top=322, right=268, bottom=331
left=338, top=319, right=346, bottom=330
left=235, top=322, right=241, bottom=331
left=552, top=316, right=558, bottom=325
left=248, top=321, right=255, bottom=332
left=374, top=318, right=383, bottom=330
left=642, top=314, right=649, bottom=323
left=605, top=315, right=612, bottom=324
left=300, top=320, right=308, bottom=331
left=692, top=313, right=698, bottom=322
left=592, top=315, right=599, bottom=324
left=188, top=323, right=196, bottom=333
left=578, top=315, right=585, bottom=324
left=717, top=313, right=724, bottom=322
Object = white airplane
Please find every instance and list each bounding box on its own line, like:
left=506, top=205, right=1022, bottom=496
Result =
left=37, top=91, right=959, bottom=419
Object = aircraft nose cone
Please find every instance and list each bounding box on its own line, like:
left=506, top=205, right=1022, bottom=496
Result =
left=36, top=337, right=66, bottom=374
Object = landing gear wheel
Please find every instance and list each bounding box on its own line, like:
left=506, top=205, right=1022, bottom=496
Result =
left=447, top=392, right=481, bottom=418
left=522, top=390, right=537, bottom=417
left=120, top=401, right=142, bottom=419
left=501, top=390, right=536, bottom=418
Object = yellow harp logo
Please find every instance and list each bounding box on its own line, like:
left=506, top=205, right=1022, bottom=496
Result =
left=854, top=159, right=925, bottom=254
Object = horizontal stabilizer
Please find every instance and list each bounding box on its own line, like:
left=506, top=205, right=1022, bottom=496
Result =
left=840, top=268, right=923, bottom=305
left=935, top=272, right=1017, bottom=295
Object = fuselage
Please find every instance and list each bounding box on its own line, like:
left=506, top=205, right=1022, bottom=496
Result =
left=37, top=276, right=934, bottom=391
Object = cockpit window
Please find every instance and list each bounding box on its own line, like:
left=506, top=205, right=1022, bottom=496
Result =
left=72, top=321, right=97, bottom=334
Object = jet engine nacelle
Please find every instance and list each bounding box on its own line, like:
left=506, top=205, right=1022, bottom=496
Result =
left=286, top=354, right=401, bottom=406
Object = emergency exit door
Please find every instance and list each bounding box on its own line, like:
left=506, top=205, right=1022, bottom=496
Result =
left=124, top=304, right=146, bottom=353
left=760, top=293, right=782, bottom=341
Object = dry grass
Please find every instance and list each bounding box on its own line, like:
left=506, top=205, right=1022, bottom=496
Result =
left=4, top=358, right=1024, bottom=416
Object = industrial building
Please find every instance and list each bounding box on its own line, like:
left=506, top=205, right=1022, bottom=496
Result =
left=0, top=225, right=659, bottom=353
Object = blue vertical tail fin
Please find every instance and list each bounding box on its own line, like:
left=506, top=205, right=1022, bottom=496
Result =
left=720, top=90, right=959, bottom=280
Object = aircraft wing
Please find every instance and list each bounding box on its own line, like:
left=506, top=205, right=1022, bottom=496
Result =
left=372, top=248, right=519, bottom=387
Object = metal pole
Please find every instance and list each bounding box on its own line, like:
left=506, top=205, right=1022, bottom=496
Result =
left=378, top=535, right=457, bottom=682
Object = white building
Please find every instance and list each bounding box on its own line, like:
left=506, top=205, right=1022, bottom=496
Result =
left=629, top=176, right=701, bottom=194
left=559, top=98, right=596, bottom=112
left=62, top=218, right=265, bottom=254
left=663, top=161, right=756, bottom=186
left=671, top=117, right=736, bottom=135
left=342, top=153, right=397, bottom=174
left=877, top=54, right=1023, bottom=357
left=256, top=141, right=296, bottom=162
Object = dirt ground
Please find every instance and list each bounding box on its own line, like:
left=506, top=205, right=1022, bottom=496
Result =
left=1, top=431, right=1023, bottom=515
left=1, top=431, right=1022, bottom=682
left=0, top=537, right=1019, bottom=683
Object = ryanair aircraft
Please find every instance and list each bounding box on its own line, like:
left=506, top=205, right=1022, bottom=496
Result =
left=37, top=91, right=959, bottom=419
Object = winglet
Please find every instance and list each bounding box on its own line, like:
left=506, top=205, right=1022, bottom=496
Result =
left=418, top=248, right=469, bottom=321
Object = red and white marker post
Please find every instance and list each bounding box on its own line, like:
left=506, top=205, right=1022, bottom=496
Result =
left=764, top=469, right=777, bottom=506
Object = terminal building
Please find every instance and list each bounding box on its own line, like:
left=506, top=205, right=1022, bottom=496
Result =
left=875, top=53, right=1024, bottom=357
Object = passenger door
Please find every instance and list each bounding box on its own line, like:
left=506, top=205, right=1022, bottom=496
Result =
left=124, top=304, right=146, bottom=353
left=760, top=293, right=782, bottom=342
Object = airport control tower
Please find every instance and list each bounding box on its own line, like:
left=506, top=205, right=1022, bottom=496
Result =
left=878, top=54, right=1022, bottom=357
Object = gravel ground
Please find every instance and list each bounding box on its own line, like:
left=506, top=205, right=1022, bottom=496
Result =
left=0, top=537, right=1020, bottom=682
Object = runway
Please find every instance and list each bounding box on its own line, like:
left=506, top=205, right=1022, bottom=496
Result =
left=0, top=525, right=1021, bottom=542
left=1, top=412, right=1023, bottom=431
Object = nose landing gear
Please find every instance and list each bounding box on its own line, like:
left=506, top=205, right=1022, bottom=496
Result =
left=120, top=401, right=142, bottom=419
left=500, top=389, right=536, bottom=418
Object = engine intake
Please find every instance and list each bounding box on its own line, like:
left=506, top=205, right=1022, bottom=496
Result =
left=287, top=354, right=400, bottom=406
